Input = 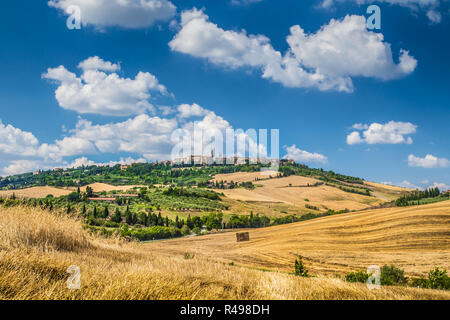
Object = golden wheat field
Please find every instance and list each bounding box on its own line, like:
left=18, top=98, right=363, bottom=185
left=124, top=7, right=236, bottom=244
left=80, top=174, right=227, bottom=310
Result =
left=0, top=186, right=73, bottom=199
left=147, top=200, right=450, bottom=277
left=1, top=205, right=449, bottom=300
left=72, top=183, right=146, bottom=193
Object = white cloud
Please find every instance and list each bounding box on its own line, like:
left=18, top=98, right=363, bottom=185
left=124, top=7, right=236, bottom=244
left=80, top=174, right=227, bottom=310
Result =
left=38, top=136, right=97, bottom=161
left=177, top=103, right=211, bottom=119
left=381, top=180, right=420, bottom=189
left=426, top=9, right=442, bottom=24
left=78, top=56, right=120, bottom=72
left=65, top=156, right=147, bottom=169
left=1, top=160, right=43, bottom=176
left=380, top=180, right=450, bottom=191
left=169, top=9, right=417, bottom=93
left=320, top=0, right=442, bottom=23
left=43, top=57, right=168, bottom=116
left=351, top=123, right=369, bottom=130
left=48, top=0, right=176, bottom=29
left=71, top=115, right=178, bottom=160
left=346, top=131, right=364, bottom=145
left=230, top=0, right=263, bottom=5
left=398, top=180, right=420, bottom=189
left=321, top=0, right=438, bottom=9
left=408, top=154, right=450, bottom=168
left=66, top=157, right=96, bottom=168
left=283, top=144, right=328, bottom=164
left=286, top=16, right=417, bottom=81
left=0, top=120, right=39, bottom=157
left=428, top=182, right=449, bottom=191
left=347, top=121, right=417, bottom=145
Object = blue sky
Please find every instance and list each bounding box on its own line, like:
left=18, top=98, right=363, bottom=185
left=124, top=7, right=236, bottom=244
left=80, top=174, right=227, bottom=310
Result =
left=0, top=0, right=449, bottom=190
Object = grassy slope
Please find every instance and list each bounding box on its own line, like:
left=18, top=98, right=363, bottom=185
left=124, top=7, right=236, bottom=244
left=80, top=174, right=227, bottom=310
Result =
left=215, top=174, right=411, bottom=215
left=1, top=205, right=449, bottom=300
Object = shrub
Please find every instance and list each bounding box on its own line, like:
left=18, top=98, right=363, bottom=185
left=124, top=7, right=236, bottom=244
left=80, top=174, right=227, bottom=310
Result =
left=120, top=226, right=177, bottom=241
left=380, top=264, right=408, bottom=286
left=294, top=255, right=309, bottom=277
left=86, top=217, right=105, bottom=227
left=104, top=221, right=121, bottom=228
left=180, top=225, right=190, bottom=236
left=411, top=267, right=450, bottom=290
left=184, top=252, right=195, bottom=260
left=345, top=270, right=369, bottom=283
left=428, top=267, right=450, bottom=290
left=411, top=277, right=431, bottom=289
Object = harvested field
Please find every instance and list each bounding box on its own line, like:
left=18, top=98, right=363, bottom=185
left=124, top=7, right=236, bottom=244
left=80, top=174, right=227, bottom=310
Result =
left=146, top=200, right=450, bottom=278
left=1, top=205, right=449, bottom=300
left=0, top=186, right=72, bottom=199
left=74, top=183, right=146, bottom=193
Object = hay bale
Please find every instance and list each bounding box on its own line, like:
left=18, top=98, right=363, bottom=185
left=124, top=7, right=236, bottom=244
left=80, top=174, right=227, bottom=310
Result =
left=236, top=232, right=250, bottom=242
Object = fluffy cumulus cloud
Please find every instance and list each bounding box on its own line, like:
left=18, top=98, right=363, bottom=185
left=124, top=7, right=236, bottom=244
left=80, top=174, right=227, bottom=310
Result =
left=177, top=103, right=211, bottom=119
left=397, top=180, right=420, bottom=189
left=428, top=182, right=449, bottom=191
left=0, top=99, right=270, bottom=175
left=283, top=145, right=328, bottom=164
left=286, top=16, right=417, bottom=82
left=2, top=160, right=45, bottom=176
left=71, top=115, right=178, bottom=160
left=43, top=57, right=168, bottom=116
left=347, top=121, right=417, bottom=145
left=408, top=154, right=450, bottom=168
left=0, top=120, right=40, bottom=157
left=169, top=9, right=417, bottom=93
left=48, top=0, right=176, bottom=29
left=320, top=0, right=442, bottom=24
left=65, top=156, right=147, bottom=169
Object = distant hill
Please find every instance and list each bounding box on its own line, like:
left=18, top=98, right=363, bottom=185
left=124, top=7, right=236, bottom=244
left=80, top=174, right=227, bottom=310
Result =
left=213, top=171, right=411, bottom=215
left=0, top=161, right=367, bottom=190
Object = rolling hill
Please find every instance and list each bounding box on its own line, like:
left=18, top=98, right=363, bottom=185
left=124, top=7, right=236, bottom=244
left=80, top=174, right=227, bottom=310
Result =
left=214, top=172, right=411, bottom=215
left=146, top=200, right=450, bottom=278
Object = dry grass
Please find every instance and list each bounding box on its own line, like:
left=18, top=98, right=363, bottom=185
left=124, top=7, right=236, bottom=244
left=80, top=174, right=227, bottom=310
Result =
left=212, top=171, right=281, bottom=183
left=1, top=205, right=449, bottom=300
left=0, top=186, right=72, bottom=199
left=73, top=183, right=146, bottom=193
left=147, top=200, right=450, bottom=278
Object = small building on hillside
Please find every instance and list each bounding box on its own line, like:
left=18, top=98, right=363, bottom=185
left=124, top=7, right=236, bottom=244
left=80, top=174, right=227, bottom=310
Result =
left=88, top=197, right=116, bottom=202
left=116, top=194, right=139, bottom=198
